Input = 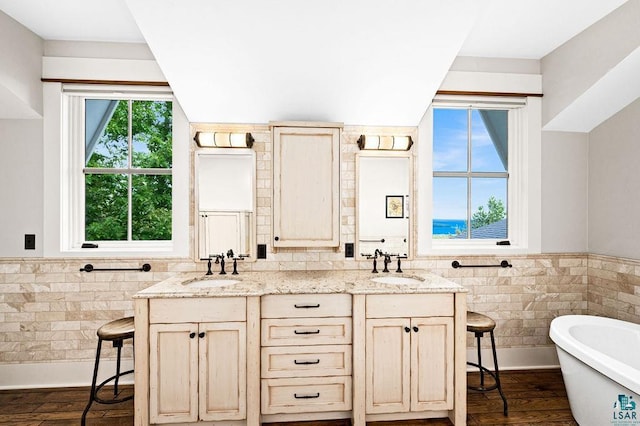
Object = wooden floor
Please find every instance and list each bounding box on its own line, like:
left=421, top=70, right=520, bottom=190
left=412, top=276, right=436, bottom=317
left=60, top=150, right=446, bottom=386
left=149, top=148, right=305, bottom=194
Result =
left=0, top=369, right=576, bottom=425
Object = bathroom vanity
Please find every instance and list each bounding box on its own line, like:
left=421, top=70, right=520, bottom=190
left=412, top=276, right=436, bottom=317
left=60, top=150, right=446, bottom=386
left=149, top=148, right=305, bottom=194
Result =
left=133, top=270, right=467, bottom=426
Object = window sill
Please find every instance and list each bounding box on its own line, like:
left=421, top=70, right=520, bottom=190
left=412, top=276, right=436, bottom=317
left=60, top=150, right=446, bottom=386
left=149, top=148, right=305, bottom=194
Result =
left=422, top=242, right=537, bottom=256
left=59, top=242, right=180, bottom=258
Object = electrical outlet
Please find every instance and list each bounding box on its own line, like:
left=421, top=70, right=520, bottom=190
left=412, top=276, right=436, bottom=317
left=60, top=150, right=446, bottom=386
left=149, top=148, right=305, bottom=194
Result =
left=345, top=243, right=354, bottom=258
left=257, top=244, right=267, bottom=259
left=24, top=234, right=36, bottom=250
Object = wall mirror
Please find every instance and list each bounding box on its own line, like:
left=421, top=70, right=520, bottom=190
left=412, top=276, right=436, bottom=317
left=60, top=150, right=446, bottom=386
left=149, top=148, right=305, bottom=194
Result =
left=357, top=152, right=412, bottom=258
left=196, top=150, right=255, bottom=260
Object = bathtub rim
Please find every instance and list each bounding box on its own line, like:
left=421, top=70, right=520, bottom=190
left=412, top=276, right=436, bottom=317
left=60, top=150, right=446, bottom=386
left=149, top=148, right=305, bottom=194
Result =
left=550, top=314, right=640, bottom=396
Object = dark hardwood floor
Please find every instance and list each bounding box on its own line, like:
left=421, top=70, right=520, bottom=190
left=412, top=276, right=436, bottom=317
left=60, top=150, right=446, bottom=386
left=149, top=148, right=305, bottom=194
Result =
left=0, top=369, right=576, bottom=425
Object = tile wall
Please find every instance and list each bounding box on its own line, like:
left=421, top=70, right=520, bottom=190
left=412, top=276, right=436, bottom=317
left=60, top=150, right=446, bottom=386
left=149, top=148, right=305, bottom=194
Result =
left=0, top=253, right=597, bottom=364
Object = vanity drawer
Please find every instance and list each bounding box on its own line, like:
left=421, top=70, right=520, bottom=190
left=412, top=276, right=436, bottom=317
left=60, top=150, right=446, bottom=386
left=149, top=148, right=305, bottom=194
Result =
left=261, top=294, right=352, bottom=318
left=149, top=297, right=246, bottom=323
left=262, top=345, right=352, bottom=378
left=261, top=376, right=352, bottom=414
left=261, top=317, right=352, bottom=346
left=366, top=293, right=453, bottom=318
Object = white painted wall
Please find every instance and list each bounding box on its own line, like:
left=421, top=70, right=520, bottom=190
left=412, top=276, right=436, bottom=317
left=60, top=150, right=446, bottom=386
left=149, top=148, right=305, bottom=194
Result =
left=540, top=132, right=588, bottom=253
left=588, top=97, right=640, bottom=259
left=0, top=119, right=43, bottom=257
left=541, top=0, right=640, bottom=132
left=0, top=10, right=43, bottom=119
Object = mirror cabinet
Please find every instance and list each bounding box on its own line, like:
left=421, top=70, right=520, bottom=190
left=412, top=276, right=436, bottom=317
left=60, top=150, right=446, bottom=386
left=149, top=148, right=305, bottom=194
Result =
left=356, top=152, right=412, bottom=259
left=196, top=150, right=256, bottom=260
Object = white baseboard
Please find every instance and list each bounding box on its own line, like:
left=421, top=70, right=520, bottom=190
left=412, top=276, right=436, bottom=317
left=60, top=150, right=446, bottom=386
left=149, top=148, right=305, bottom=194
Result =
left=0, top=358, right=134, bottom=390
left=467, top=345, right=560, bottom=371
left=0, top=346, right=559, bottom=390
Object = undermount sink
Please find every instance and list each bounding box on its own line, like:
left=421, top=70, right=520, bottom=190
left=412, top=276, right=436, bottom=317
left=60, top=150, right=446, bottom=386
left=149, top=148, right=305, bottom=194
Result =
left=183, top=278, right=241, bottom=288
left=371, top=276, right=423, bottom=285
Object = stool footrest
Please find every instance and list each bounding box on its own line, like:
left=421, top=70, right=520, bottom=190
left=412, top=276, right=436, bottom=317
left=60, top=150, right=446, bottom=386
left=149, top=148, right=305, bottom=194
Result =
left=466, top=362, right=500, bottom=392
left=92, top=369, right=134, bottom=405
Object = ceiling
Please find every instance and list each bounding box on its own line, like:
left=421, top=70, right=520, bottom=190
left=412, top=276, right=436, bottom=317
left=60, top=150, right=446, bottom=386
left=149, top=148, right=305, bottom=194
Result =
left=0, top=0, right=630, bottom=126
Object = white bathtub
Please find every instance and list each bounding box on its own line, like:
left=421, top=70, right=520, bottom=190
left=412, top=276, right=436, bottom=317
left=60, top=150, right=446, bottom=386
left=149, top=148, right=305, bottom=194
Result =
left=550, top=315, right=640, bottom=426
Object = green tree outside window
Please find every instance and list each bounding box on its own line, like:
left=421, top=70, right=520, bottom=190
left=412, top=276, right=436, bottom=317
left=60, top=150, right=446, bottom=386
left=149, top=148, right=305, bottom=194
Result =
left=85, top=99, right=173, bottom=241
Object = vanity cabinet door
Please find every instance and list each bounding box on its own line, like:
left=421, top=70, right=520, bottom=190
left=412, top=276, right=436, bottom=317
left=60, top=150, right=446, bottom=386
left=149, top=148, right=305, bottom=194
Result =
left=149, top=321, right=247, bottom=423
left=365, top=318, right=411, bottom=414
left=410, top=317, right=454, bottom=412
left=199, top=322, right=247, bottom=421
left=272, top=125, right=340, bottom=248
left=365, top=317, right=453, bottom=415
left=149, top=323, right=199, bottom=424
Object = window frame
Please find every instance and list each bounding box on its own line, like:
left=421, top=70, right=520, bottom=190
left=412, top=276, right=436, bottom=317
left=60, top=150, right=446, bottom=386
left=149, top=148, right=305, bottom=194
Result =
left=417, top=95, right=541, bottom=255
left=55, top=84, right=187, bottom=256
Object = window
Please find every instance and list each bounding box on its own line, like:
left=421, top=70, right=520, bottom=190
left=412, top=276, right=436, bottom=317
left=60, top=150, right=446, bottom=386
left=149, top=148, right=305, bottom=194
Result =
left=84, top=98, right=172, bottom=242
left=57, top=85, right=185, bottom=254
left=433, top=107, right=508, bottom=240
left=418, top=96, right=541, bottom=254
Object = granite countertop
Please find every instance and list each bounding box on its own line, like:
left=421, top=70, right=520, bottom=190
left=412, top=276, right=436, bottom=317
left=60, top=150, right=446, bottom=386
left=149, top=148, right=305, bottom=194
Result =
left=135, top=269, right=466, bottom=298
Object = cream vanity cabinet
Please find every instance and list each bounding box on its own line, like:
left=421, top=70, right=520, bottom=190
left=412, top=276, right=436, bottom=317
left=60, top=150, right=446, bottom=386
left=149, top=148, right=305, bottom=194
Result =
left=260, top=294, right=353, bottom=421
left=134, top=297, right=260, bottom=426
left=352, top=293, right=466, bottom=425
left=272, top=122, right=341, bottom=248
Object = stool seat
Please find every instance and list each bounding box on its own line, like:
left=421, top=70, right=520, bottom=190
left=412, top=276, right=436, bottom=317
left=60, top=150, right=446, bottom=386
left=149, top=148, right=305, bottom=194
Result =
left=97, top=316, right=134, bottom=341
left=467, top=311, right=496, bottom=333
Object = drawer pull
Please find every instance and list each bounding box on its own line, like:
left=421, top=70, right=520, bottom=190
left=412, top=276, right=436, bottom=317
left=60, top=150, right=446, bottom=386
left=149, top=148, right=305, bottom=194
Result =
left=294, top=304, right=320, bottom=309
left=294, top=392, right=320, bottom=399
left=294, top=329, right=320, bottom=335
left=294, top=359, right=320, bottom=365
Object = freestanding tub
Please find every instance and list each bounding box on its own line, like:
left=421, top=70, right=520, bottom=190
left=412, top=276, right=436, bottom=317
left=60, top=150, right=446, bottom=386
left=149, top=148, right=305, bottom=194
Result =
left=550, top=315, right=640, bottom=426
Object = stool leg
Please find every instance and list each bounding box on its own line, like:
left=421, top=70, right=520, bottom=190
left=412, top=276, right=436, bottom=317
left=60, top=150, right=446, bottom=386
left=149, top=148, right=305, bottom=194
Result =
left=476, top=332, right=484, bottom=388
left=490, top=330, right=508, bottom=416
left=82, top=338, right=103, bottom=426
left=114, top=339, right=123, bottom=397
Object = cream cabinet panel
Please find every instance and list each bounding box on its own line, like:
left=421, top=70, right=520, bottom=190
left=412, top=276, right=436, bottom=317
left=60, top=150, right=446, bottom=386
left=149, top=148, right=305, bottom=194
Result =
left=272, top=125, right=340, bottom=247
left=149, top=323, right=199, bottom=424
left=148, top=316, right=247, bottom=423
left=199, top=322, right=247, bottom=421
left=262, top=376, right=352, bottom=414
left=261, top=317, right=352, bottom=346
left=365, top=318, right=410, bottom=414
left=364, top=295, right=455, bottom=417
left=261, top=293, right=352, bottom=318
left=262, top=344, right=352, bottom=378
left=410, top=317, right=454, bottom=412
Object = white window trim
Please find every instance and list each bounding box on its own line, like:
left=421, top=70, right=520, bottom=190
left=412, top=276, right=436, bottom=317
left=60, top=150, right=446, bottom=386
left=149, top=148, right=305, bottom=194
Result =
left=43, top=83, right=190, bottom=257
left=417, top=95, right=541, bottom=255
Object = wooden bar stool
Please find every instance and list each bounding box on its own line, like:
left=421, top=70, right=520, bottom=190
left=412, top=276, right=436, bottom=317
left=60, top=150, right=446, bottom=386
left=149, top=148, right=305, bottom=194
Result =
left=467, top=311, right=508, bottom=416
left=81, top=317, right=134, bottom=425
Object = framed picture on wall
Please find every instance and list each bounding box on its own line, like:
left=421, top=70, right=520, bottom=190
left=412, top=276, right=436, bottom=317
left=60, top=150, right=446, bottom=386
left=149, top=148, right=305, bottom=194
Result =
left=386, top=195, right=404, bottom=218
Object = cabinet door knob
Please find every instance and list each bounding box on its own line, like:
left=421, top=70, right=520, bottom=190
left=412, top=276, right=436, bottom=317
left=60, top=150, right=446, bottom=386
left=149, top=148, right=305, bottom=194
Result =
left=404, top=326, right=411, bottom=333
left=413, top=326, right=419, bottom=333
left=198, top=332, right=205, bottom=338
left=189, top=332, right=196, bottom=339
left=274, top=236, right=279, bottom=241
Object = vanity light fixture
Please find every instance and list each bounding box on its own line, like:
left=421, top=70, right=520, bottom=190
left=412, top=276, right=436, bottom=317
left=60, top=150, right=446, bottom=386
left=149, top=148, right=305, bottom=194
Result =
left=194, top=132, right=255, bottom=148
left=357, top=135, right=413, bottom=151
